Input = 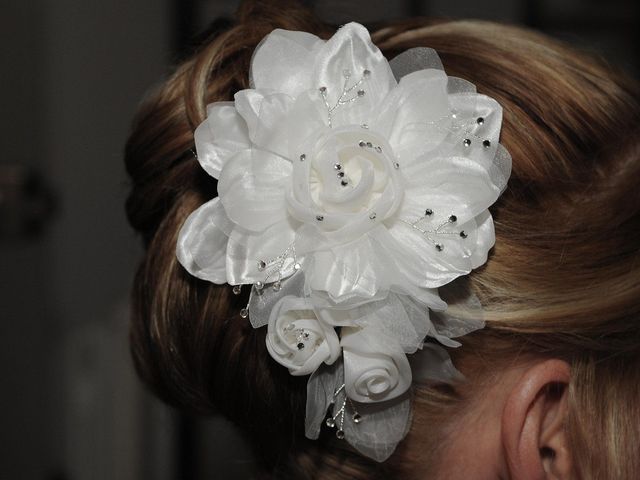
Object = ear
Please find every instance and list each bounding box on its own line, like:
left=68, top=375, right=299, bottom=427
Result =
left=501, top=359, right=573, bottom=480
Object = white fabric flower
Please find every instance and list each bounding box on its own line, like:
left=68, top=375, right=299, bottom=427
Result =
left=176, top=22, right=512, bottom=462
left=177, top=22, right=510, bottom=307
left=341, top=326, right=411, bottom=403
left=265, top=296, right=340, bottom=376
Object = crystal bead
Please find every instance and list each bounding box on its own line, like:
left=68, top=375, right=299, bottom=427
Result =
left=325, top=417, right=335, bottom=428
left=463, top=138, right=471, bottom=147
left=297, top=342, right=305, bottom=350
left=272, top=281, right=282, bottom=292
left=319, top=86, right=327, bottom=93
left=460, top=231, right=468, bottom=239
left=334, top=163, right=342, bottom=170
left=336, top=430, right=345, bottom=440
left=425, top=208, right=433, bottom=216
left=239, top=308, right=249, bottom=318
left=449, top=215, right=457, bottom=223
left=477, top=117, right=484, bottom=125
left=394, top=162, right=400, bottom=169
left=232, top=285, right=242, bottom=295
left=257, top=260, right=266, bottom=271
left=369, top=212, right=376, bottom=220
left=353, top=413, right=362, bottom=424
left=363, top=69, right=371, bottom=77
left=316, top=215, right=324, bottom=221
left=435, top=244, right=444, bottom=252
left=254, top=281, right=264, bottom=290
left=299, top=153, right=306, bottom=161
left=341, top=180, right=348, bottom=186
left=483, top=139, right=491, bottom=148
left=357, top=90, right=365, bottom=97
left=358, top=140, right=366, bottom=147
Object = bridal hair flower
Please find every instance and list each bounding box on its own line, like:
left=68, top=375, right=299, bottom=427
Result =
left=177, top=22, right=511, bottom=461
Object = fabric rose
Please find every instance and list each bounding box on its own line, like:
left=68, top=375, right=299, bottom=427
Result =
left=265, top=296, right=340, bottom=376
left=341, top=325, right=412, bottom=403
left=177, top=22, right=511, bottom=309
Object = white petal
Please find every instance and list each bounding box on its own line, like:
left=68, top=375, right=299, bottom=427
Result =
left=176, top=197, right=228, bottom=283
left=194, top=102, right=250, bottom=179
left=312, top=23, right=396, bottom=127
left=250, top=29, right=324, bottom=96
left=470, top=210, right=495, bottom=269
left=373, top=69, right=450, bottom=163
left=217, top=149, right=291, bottom=232
left=225, top=218, right=298, bottom=285
left=234, top=89, right=295, bottom=159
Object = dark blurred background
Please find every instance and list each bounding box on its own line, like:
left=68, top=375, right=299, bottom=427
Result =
left=1, top=0, right=638, bottom=479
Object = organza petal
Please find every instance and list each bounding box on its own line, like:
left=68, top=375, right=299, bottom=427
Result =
left=250, top=29, right=324, bottom=96
left=194, top=102, right=251, bottom=179
left=176, top=197, right=228, bottom=283
left=217, top=149, right=291, bottom=232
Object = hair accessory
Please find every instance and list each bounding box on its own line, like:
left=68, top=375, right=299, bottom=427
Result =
left=177, top=22, right=511, bottom=461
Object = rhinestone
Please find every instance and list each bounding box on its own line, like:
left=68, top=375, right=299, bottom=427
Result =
left=374, top=146, right=382, bottom=153
left=316, top=215, right=324, bottom=221
left=483, top=139, right=491, bottom=148
left=255, top=281, right=264, bottom=290
left=357, top=90, right=365, bottom=97
left=361, top=123, right=369, bottom=129
left=342, top=69, right=351, bottom=78
left=302, top=332, right=310, bottom=340
left=325, top=417, right=336, bottom=428
left=463, top=138, right=471, bottom=147
left=319, top=86, right=327, bottom=93
left=337, top=171, right=345, bottom=177
left=272, top=281, right=282, bottom=291
left=353, top=413, right=362, bottom=424
left=336, top=430, right=345, bottom=440
left=477, top=117, right=484, bottom=125
left=297, top=342, right=305, bottom=350
left=369, top=212, right=376, bottom=220
left=294, top=263, right=302, bottom=270
left=239, top=308, right=249, bottom=318
left=451, top=109, right=458, bottom=119
left=460, top=231, right=468, bottom=239
left=358, top=140, right=366, bottom=147
left=257, top=260, right=266, bottom=271
left=394, top=162, right=400, bottom=169
left=366, top=142, right=372, bottom=148
left=425, top=208, right=433, bottom=216
left=341, top=180, right=349, bottom=186
left=363, top=69, right=371, bottom=77
left=334, top=163, right=342, bottom=170
left=435, top=243, right=444, bottom=252
left=449, top=215, right=457, bottom=223
left=232, top=285, right=242, bottom=295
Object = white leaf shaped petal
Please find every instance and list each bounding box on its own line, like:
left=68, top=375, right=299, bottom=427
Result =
left=312, top=22, right=396, bottom=127
left=250, top=29, right=324, bottom=96
left=373, top=69, right=451, bottom=164
left=176, top=197, right=228, bottom=283
left=217, top=149, right=291, bottom=232
left=234, top=89, right=295, bottom=159
left=194, top=102, right=251, bottom=179
left=225, top=217, right=298, bottom=285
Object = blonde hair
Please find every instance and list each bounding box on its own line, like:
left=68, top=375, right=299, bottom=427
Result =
left=125, top=3, right=640, bottom=478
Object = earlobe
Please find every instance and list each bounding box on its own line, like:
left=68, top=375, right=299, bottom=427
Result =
left=501, top=359, right=573, bottom=480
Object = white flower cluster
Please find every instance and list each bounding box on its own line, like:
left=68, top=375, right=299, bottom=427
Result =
left=177, top=22, right=510, bottom=460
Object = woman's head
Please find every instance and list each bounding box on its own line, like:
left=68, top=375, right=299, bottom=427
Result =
left=125, top=2, right=640, bottom=478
